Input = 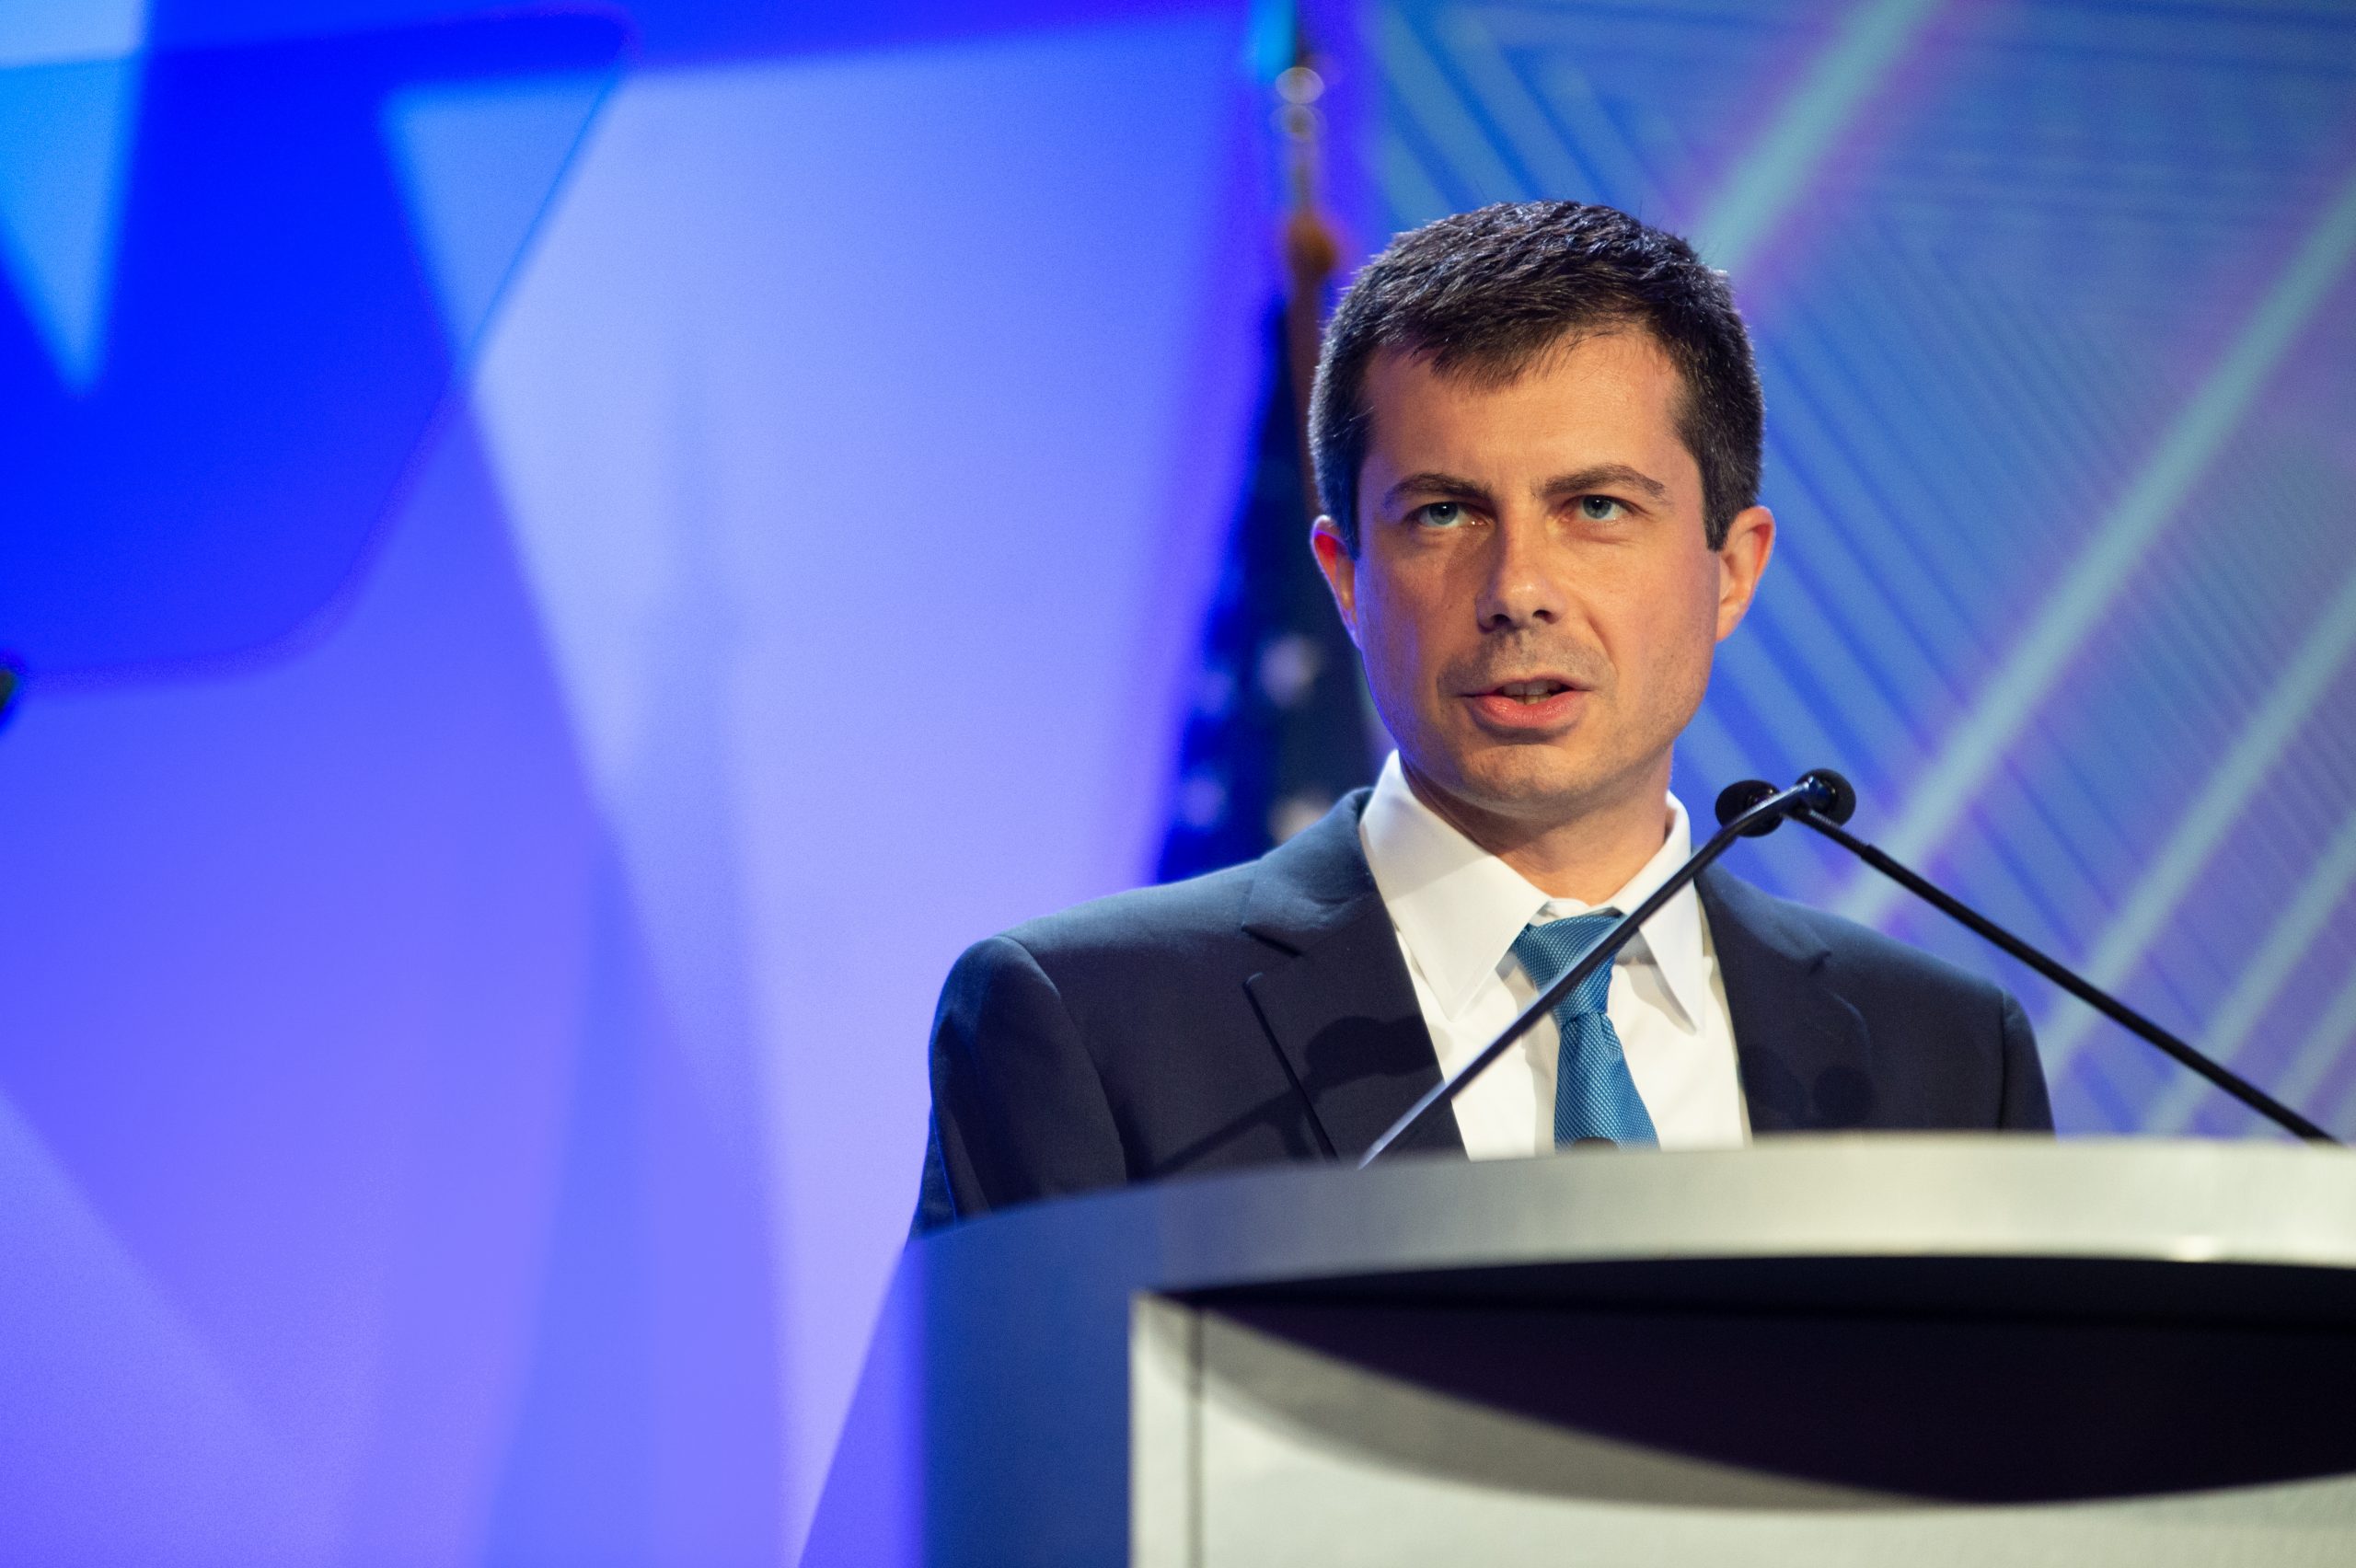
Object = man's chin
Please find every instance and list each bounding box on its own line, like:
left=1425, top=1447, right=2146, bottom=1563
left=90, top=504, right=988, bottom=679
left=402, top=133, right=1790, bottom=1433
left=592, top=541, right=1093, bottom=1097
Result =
left=1417, top=746, right=1623, bottom=824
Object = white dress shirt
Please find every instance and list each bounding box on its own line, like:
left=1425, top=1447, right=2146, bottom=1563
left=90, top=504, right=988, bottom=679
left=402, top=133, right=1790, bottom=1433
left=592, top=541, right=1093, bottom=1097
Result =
left=1357, top=752, right=1749, bottom=1158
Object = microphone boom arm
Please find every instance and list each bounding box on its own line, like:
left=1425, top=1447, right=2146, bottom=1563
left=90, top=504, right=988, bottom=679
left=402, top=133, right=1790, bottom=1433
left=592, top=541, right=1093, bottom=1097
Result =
left=1790, top=806, right=2337, bottom=1145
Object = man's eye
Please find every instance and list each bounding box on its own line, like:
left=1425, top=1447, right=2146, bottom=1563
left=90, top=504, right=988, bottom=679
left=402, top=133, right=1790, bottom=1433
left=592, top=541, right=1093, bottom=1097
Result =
left=1413, top=502, right=1470, bottom=528
left=1578, top=495, right=1627, bottom=522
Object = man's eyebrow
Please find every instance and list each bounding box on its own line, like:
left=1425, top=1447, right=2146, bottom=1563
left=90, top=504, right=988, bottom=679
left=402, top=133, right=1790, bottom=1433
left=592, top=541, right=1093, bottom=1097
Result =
left=1380, top=471, right=1496, bottom=512
left=1541, top=464, right=1670, bottom=503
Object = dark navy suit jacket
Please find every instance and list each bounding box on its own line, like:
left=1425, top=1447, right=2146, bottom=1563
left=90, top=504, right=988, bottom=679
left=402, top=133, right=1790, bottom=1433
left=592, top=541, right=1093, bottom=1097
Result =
left=916, top=790, right=2050, bottom=1232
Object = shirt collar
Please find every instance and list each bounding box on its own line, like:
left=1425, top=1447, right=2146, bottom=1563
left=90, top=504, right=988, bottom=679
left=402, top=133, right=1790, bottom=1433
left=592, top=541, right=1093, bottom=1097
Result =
left=1357, top=752, right=1712, bottom=1027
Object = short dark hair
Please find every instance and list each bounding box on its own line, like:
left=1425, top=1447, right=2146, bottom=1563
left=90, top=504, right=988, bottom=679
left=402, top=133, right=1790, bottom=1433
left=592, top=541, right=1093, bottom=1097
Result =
left=1309, top=201, right=1763, bottom=552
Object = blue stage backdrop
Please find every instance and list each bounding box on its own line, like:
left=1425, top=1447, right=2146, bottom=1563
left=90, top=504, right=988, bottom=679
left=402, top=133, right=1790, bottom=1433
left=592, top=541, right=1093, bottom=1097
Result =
left=0, top=0, right=1309, bottom=1561
left=0, top=0, right=2350, bottom=1563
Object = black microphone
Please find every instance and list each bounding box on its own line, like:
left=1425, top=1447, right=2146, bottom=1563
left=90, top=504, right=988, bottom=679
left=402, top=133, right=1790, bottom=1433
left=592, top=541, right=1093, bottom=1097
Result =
left=1715, top=773, right=2338, bottom=1145
left=1358, top=770, right=1847, bottom=1167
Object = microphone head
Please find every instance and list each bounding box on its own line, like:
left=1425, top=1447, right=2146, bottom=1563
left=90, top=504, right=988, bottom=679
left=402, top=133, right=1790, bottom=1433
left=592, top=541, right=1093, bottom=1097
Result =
left=1797, top=768, right=1857, bottom=824
left=1714, top=779, right=1784, bottom=836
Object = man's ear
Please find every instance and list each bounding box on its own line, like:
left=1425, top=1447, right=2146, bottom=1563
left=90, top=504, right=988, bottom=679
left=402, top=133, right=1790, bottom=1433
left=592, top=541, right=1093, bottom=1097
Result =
left=1310, top=516, right=1360, bottom=645
left=1714, top=504, right=1774, bottom=642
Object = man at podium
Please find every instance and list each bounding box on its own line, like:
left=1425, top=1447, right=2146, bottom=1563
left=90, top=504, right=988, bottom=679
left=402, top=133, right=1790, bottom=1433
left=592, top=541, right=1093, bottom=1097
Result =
left=917, top=201, right=2050, bottom=1232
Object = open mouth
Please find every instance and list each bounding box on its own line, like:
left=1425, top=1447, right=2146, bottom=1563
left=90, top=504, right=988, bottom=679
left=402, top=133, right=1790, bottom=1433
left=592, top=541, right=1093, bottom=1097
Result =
left=1489, top=678, right=1575, bottom=705
left=1464, top=675, right=1588, bottom=728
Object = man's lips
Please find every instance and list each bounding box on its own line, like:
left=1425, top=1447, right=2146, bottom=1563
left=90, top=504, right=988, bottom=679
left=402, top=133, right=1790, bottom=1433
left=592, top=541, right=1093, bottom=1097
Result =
left=1461, top=676, right=1591, bottom=729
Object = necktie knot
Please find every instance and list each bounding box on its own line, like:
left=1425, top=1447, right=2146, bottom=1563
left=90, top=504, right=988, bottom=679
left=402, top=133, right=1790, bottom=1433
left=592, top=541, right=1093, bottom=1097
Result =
left=1510, top=910, right=1623, bottom=1015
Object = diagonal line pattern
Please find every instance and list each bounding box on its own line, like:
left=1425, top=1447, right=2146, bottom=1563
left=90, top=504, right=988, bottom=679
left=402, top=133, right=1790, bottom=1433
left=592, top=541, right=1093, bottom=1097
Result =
left=2144, top=803, right=2356, bottom=1133
left=1437, top=9, right=1592, bottom=198
left=1690, top=0, right=1944, bottom=271
left=2285, top=965, right=2356, bottom=1138
left=1378, top=126, right=1456, bottom=227
left=1380, top=6, right=1523, bottom=203
left=1841, top=160, right=2356, bottom=928
left=2037, top=561, right=2356, bottom=1078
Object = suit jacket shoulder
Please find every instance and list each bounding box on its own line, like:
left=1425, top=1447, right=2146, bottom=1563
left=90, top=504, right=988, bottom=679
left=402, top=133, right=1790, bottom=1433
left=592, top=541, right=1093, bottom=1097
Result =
left=988, top=859, right=1262, bottom=1022
left=919, top=794, right=1449, bottom=1230
left=1698, top=867, right=2053, bottom=1135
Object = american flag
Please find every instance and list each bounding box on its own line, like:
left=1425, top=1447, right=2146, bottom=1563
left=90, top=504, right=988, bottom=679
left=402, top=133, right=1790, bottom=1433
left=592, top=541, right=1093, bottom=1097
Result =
left=1155, top=302, right=1376, bottom=881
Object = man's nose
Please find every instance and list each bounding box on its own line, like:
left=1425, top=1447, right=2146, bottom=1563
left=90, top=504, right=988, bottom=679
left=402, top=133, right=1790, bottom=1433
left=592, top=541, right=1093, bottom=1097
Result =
left=1475, top=513, right=1565, bottom=630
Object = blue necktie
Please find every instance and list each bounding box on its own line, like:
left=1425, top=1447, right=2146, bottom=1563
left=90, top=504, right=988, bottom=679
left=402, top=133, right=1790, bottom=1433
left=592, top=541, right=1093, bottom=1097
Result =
left=1511, top=911, right=1658, bottom=1147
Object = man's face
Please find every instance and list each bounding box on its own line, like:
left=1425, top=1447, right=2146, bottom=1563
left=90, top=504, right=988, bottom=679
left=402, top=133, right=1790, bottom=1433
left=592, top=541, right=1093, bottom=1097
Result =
left=1312, top=329, right=1773, bottom=835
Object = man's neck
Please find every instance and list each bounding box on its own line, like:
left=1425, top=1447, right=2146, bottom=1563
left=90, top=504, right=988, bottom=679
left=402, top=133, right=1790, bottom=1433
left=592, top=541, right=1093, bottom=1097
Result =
left=1401, top=759, right=1672, bottom=904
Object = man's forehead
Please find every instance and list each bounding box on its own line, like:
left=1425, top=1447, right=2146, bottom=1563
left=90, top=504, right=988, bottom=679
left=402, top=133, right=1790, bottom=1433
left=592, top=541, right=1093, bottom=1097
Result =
left=1359, top=331, right=1693, bottom=477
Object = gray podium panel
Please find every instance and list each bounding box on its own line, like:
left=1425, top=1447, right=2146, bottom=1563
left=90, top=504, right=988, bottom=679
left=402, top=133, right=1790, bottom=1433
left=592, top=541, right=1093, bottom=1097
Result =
left=803, top=1138, right=2356, bottom=1566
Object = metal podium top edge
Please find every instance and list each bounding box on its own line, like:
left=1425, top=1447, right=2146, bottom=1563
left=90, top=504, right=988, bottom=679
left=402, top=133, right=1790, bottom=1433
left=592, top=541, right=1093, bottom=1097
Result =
left=918, top=1135, right=2356, bottom=1295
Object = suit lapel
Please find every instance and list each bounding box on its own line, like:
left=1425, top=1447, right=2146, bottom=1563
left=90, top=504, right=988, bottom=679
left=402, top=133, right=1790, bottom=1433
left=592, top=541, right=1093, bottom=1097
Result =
left=1240, top=792, right=1465, bottom=1163
left=1699, top=866, right=1877, bottom=1133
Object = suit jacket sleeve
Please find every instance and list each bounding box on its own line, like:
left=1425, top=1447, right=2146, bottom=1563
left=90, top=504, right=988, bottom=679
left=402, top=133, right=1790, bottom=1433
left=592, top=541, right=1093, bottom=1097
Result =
left=914, top=934, right=1128, bottom=1233
left=1999, top=991, right=2055, bottom=1131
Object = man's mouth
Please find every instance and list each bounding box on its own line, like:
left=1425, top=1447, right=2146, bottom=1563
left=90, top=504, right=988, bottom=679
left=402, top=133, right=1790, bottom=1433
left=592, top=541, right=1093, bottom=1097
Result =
left=1488, top=678, right=1576, bottom=705
left=1463, top=674, right=1590, bottom=729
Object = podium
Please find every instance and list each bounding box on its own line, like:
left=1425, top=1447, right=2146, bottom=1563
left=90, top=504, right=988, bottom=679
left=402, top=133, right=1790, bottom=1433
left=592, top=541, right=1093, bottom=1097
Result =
left=803, top=1136, right=2356, bottom=1565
